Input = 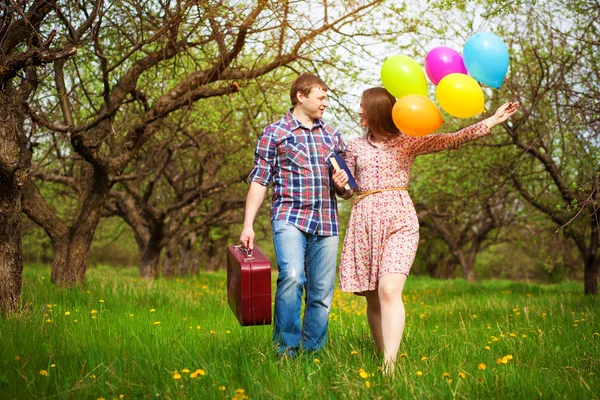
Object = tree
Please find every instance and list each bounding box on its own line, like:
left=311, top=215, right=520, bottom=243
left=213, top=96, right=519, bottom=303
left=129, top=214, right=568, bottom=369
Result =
left=494, top=1, right=600, bottom=294
left=21, top=0, right=393, bottom=287
left=0, top=0, right=98, bottom=313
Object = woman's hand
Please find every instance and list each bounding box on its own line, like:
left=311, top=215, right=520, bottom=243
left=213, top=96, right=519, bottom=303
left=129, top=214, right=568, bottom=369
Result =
left=484, top=101, right=520, bottom=129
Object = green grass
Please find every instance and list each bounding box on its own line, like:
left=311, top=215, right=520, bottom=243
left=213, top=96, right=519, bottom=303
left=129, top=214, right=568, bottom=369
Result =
left=1, top=266, right=599, bottom=399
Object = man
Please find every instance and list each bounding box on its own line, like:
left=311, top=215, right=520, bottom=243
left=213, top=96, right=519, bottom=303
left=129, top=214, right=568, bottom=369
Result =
left=240, top=73, right=349, bottom=356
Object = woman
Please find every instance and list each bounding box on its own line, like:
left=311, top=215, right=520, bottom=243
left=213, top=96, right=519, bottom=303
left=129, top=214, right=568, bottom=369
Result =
left=333, top=87, right=519, bottom=374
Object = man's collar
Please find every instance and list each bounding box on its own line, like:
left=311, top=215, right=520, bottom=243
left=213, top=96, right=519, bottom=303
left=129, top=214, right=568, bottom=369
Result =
left=286, top=109, right=323, bottom=131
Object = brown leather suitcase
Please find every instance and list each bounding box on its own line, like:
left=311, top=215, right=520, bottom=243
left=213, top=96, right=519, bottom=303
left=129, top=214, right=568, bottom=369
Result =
left=226, top=245, right=272, bottom=326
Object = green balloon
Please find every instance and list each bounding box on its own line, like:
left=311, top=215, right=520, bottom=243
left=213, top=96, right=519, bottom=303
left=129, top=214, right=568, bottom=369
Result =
left=381, top=55, right=428, bottom=99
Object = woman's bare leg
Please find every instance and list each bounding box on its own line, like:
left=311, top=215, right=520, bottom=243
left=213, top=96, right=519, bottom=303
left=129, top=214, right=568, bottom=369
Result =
left=378, top=273, right=408, bottom=375
left=364, top=290, right=383, bottom=353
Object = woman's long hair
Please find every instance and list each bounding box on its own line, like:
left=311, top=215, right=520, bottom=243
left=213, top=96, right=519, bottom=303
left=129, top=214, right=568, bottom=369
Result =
left=361, top=87, right=400, bottom=137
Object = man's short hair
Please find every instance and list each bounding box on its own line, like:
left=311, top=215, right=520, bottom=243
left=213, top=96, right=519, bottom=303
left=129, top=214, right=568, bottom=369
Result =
left=290, top=73, right=328, bottom=107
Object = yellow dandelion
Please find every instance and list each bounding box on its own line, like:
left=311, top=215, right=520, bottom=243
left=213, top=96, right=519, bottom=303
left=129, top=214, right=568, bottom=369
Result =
left=173, top=371, right=182, bottom=380
left=90, top=310, right=98, bottom=314
left=416, top=370, right=423, bottom=376
left=45, top=319, right=52, bottom=323
left=97, top=398, right=105, bottom=400
left=472, top=314, right=477, bottom=318
left=359, top=369, right=369, bottom=379
left=209, top=330, right=216, bottom=334
left=119, top=395, right=125, bottom=399
left=421, top=356, right=427, bottom=361
left=541, top=312, right=547, bottom=318
left=190, top=371, right=199, bottom=378
left=459, top=372, right=466, bottom=379
left=90, top=374, right=96, bottom=379
left=351, top=350, right=359, bottom=355
left=14, top=356, right=20, bottom=361
left=399, top=353, right=408, bottom=358
left=313, top=358, right=320, bottom=364
left=85, top=290, right=90, bottom=294
left=522, top=334, right=527, bottom=338
left=442, top=372, right=450, bottom=379
left=448, top=379, right=453, bottom=383
left=50, top=364, right=56, bottom=368
left=196, top=326, right=201, bottom=329
left=226, top=330, right=231, bottom=334
left=182, top=368, right=190, bottom=373
left=73, top=319, right=78, bottom=323
left=478, top=363, right=487, bottom=370
left=194, top=369, right=206, bottom=376
left=365, top=381, right=371, bottom=388
left=150, top=309, right=156, bottom=312
left=505, top=355, right=513, bottom=360
left=46, top=304, right=52, bottom=308
left=130, top=314, right=134, bottom=317
left=40, top=370, right=48, bottom=376
left=153, top=321, right=160, bottom=325
left=219, top=386, right=226, bottom=390
left=235, top=389, right=245, bottom=394
left=485, top=346, right=491, bottom=350
left=64, top=311, right=71, bottom=316
left=99, top=300, right=104, bottom=303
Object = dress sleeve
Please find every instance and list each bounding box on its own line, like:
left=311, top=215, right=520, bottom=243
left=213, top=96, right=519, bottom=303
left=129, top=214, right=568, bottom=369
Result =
left=407, top=121, right=492, bottom=156
left=247, top=126, right=277, bottom=186
left=340, top=140, right=357, bottom=199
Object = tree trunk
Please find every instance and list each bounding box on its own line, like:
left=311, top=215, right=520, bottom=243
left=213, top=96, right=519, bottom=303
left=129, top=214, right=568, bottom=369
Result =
left=177, top=233, right=196, bottom=276
left=162, top=242, right=177, bottom=278
left=49, top=163, right=109, bottom=286
left=135, top=220, right=165, bottom=279
left=190, top=250, right=201, bottom=275
left=583, top=216, right=599, bottom=295
left=584, top=260, right=598, bottom=295
left=0, top=173, right=23, bottom=313
left=204, top=236, right=228, bottom=271
left=0, top=88, right=26, bottom=313
left=453, top=251, right=476, bottom=282
left=139, top=245, right=161, bottom=279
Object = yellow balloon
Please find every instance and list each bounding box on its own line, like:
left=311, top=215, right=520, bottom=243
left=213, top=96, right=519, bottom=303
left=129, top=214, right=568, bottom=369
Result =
left=436, top=73, right=484, bottom=118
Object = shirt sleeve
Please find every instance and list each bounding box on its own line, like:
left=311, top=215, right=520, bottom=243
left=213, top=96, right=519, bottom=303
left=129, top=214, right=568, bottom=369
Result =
left=407, top=121, right=492, bottom=156
left=247, top=126, right=277, bottom=186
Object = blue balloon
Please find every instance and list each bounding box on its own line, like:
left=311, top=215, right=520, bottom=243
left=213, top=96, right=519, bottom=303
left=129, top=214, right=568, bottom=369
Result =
left=463, top=32, right=509, bottom=89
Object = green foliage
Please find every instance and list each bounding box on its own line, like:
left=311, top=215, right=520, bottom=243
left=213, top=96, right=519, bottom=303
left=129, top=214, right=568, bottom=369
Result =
left=1, top=266, right=598, bottom=399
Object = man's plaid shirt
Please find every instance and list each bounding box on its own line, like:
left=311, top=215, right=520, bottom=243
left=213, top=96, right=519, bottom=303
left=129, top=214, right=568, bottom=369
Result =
left=248, top=111, right=346, bottom=236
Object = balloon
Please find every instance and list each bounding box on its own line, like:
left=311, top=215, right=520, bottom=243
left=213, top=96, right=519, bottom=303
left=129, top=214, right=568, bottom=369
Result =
left=436, top=73, right=484, bottom=118
left=381, top=55, right=428, bottom=99
left=463, top=32, right=509, bottom=89
left=425, top=46, right=468, bottom=85
left=391, top=95, right=443, bottom=137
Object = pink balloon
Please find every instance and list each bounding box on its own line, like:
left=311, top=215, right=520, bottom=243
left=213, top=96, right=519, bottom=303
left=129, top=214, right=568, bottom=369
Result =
left=425, top=47, right=468, bottom=85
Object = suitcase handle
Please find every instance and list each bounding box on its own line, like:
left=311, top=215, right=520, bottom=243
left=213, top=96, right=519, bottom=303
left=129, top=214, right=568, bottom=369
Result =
left=234, top=245, right=254, bottom=261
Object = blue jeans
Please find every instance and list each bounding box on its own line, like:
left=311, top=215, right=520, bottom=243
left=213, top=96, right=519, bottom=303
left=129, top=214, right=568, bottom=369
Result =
left=271, top=220, right=339, bottom=354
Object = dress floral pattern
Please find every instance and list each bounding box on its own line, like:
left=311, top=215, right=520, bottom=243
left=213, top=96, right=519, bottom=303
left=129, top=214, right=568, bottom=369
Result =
left=339, top=121, right=492, bottom=293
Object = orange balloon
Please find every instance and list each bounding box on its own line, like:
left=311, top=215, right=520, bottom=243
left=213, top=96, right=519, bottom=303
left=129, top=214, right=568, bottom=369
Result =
left=392, top=95, right=443, bottom=137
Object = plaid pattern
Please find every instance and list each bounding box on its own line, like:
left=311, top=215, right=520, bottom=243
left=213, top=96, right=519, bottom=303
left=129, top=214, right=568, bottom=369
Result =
left=248, top=111, right=346, bottom=236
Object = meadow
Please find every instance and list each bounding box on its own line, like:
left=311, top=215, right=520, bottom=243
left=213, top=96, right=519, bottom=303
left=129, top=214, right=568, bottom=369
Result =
left=1, top=266, right=598, bottom=399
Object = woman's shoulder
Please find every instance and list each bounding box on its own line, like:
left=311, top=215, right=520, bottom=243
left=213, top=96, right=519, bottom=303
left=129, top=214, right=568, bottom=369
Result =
left=347, top=136, right=368, bottom=149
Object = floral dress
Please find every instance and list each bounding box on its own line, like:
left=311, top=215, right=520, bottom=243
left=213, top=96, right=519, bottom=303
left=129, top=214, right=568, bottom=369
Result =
left=338, top=121, right=492, bottom=293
